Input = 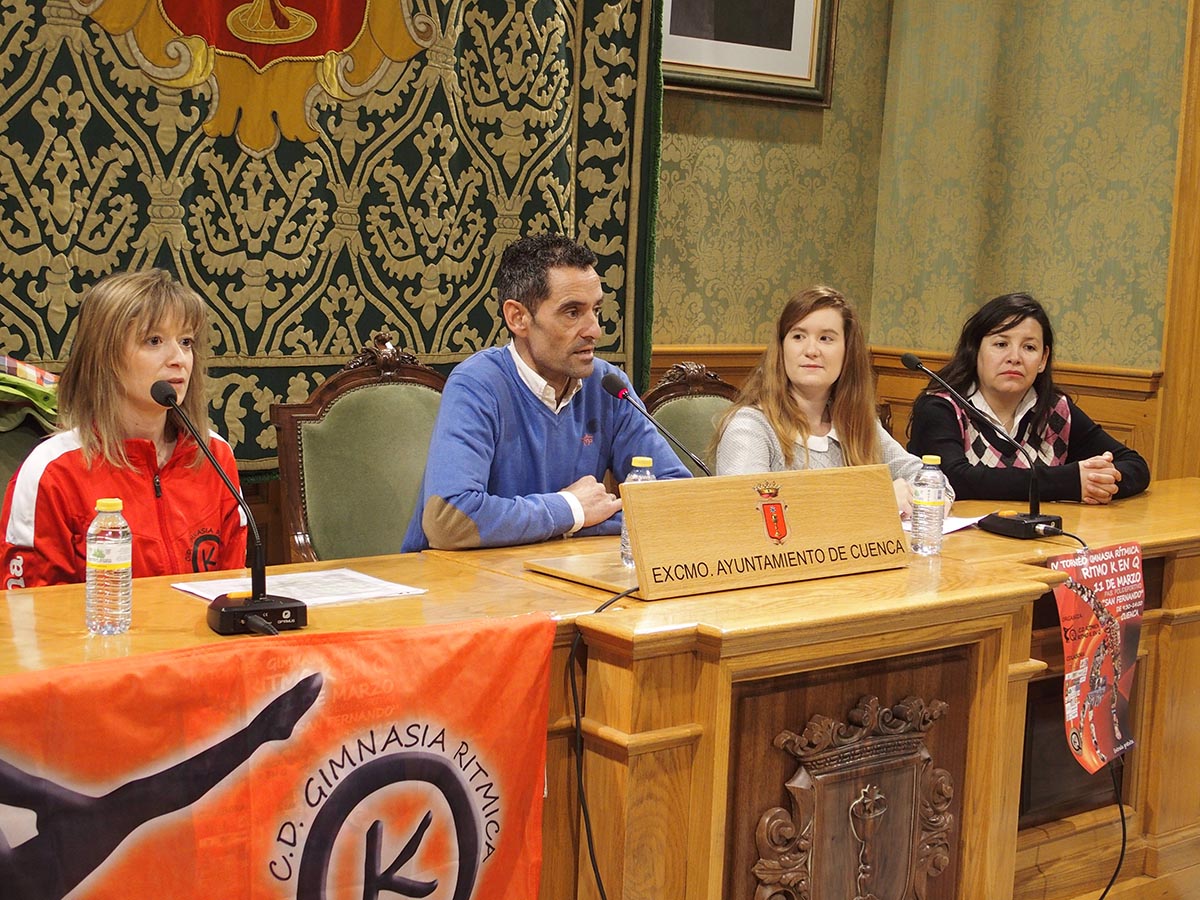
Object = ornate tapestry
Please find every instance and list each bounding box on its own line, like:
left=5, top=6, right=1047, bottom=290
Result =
left=0, top=0, right=659, bottom=468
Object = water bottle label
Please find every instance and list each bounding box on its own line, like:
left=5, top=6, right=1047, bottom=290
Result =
left=87, top=544, right=132, bottom=569
left=913, top=486, right=943, bottom=505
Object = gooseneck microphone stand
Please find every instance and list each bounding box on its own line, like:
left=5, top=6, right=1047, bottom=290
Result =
left=150, top=380, right=307, bottom=634
left=901, top=354, right=1063, bottom=539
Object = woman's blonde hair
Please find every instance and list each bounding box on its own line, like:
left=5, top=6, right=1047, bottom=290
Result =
left=57, top=269, right=212, bottom=468
left=713, top=285, right=881, bottom=468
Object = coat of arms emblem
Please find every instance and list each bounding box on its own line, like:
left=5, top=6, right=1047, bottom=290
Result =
left=756, top=481, right=788, bottom=544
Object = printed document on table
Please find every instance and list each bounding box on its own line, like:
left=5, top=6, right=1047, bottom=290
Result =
left=172, top=568, right=426, bottom=606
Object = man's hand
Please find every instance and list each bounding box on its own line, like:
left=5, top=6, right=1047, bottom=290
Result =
left=563, top=475, right=622, bottom=527
left=1079, top=452, right=1121, bottom=504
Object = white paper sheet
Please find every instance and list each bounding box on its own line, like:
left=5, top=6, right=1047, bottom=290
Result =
left=171, top=568, right=426, bottom=607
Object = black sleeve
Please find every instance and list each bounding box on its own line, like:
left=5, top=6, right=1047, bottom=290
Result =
left=907, top=393, right=1083, bottom=502
left=1063, top=399, right=1150, bottom=499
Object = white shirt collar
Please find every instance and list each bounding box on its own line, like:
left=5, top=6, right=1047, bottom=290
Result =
left=804, top=425, right=838, bottom=452
left=507, top=342, right=582, bottom=413
left=966, top=386, right=1037, bottom=437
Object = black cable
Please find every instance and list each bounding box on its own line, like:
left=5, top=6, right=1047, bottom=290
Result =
left=1097, top=759, right=1127, bottom=899
left=568, top=586, right=637, bottom=900
left=1033, top=523, right=1088, bottom=550
left=1057, top=529, right=1087, bottom=549
left=243, top=614, right=279, bottom=636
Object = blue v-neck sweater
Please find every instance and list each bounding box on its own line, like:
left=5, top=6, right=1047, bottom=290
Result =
left=402, top=347, right=689, bottom=551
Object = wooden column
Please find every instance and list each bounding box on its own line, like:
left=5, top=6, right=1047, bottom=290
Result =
left=1157, top=0, right=1200, bottom=478
left=574, top=635, right=705, bottom=900
left=1140, top=552, right=1200, bottom=872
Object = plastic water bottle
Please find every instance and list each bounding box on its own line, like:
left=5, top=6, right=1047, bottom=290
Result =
left=86, top=497, right=132, bottom=634
left=619, top=456, right=656, bottom=567
left=910, top=455, right=947, bottom=556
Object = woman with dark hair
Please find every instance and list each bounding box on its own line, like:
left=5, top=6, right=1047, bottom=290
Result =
left=714, top=286, right=947, bottom=517
left=0, top=269, right=247, bottom=587
left=907, top=292, right=1149, bottom=503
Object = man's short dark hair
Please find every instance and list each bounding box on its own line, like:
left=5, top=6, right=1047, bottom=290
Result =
left=496, top=234, right=597, bottom=316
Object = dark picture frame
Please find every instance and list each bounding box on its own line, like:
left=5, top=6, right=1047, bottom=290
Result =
left=662, top=0, right=839, bottom=105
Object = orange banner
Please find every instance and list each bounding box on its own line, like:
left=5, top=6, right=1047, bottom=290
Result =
left=1048, top=542, right=1144, bottom=774
left=0, top=613, right=555, bottom=899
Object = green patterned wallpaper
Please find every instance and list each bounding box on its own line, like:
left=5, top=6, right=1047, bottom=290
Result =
left=872, top=0, right=1184, bottom=369
left=652, top=0, right=894, bottom=345
left=653, top=0, right=1186, bottom=371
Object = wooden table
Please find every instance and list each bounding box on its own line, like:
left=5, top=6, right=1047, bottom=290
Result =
left=3, top=480, right=1199, bottom=900
left=0, top=552, right=600, bottom=671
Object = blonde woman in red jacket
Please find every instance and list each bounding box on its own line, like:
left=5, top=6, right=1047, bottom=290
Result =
left=1, top=269, right=247, bottom=589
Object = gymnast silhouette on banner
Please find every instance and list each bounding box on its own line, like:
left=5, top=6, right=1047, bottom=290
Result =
left=1048, top=542, right=1145, bottom=774
left=0, top=674, right=323, bottom=900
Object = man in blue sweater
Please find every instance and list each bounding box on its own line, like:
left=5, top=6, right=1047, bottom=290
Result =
left=402, top=234, right=691, bottom=551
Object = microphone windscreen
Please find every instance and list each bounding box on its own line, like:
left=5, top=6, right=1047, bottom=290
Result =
left=150, top=380, right=178, bottom=407
left=900, top=352, right=923, bottom=372
left=601, top=372, right=628, bottom=399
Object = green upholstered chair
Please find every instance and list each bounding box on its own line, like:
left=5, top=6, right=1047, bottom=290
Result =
left=642, top=362, right=739, bottom=477
left=0, top=415, right=50, bottom=490
left=270, top=335, right=446, bottom=562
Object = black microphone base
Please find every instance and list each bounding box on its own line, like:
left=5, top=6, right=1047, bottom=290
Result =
left=207, top=593, right=308, bottom=635
left=978, top=512, right=1064, bottom=540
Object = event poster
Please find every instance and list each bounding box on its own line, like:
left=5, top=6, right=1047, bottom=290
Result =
left=1048, top=542, right=1144, bottom=774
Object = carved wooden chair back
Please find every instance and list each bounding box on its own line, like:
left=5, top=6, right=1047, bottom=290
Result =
left=642, top=362, right=740, bottom=477
left=270, top=334, right=446, bottom=562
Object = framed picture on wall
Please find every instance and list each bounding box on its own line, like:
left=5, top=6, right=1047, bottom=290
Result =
left=662, top=0, right=839, bottom=105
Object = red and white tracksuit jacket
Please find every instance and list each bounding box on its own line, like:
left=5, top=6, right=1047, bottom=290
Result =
left=1, top=429, right=248, bottom=589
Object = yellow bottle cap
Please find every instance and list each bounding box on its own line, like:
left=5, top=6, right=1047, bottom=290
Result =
left=95, top=498, right=123, bottom=512
left=921, top=455, right=941, bottom=466
left=632, top=456, right=653, bottom=468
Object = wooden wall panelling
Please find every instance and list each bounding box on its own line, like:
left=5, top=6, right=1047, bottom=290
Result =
left=648, top=344, right=1162, bottom=463
left=871, top=348, right=1162, bottom=461
left=647, top=345, right=763, bottom=391
left=240, top=476, right=286, bottom=567
left=234, top=341, right=1163, bottom=571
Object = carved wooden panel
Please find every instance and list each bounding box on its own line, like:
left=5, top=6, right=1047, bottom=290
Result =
left=753, top=696, right=954, bottom=900
left=725, top=648, right=971, bottom=900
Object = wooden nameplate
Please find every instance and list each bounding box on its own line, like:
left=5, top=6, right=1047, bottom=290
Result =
left=527, top=465, right=909, bottom=601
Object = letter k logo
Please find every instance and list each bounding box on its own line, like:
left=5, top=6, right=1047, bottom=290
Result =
left=362, top=811, right=438, bottom=899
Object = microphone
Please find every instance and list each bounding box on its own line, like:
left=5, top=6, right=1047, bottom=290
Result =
left=601, top=372, right=712, bottom=476
left=151, top=380, right=307, bottom=635
left=900, top=354, right=1063, bottom=540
